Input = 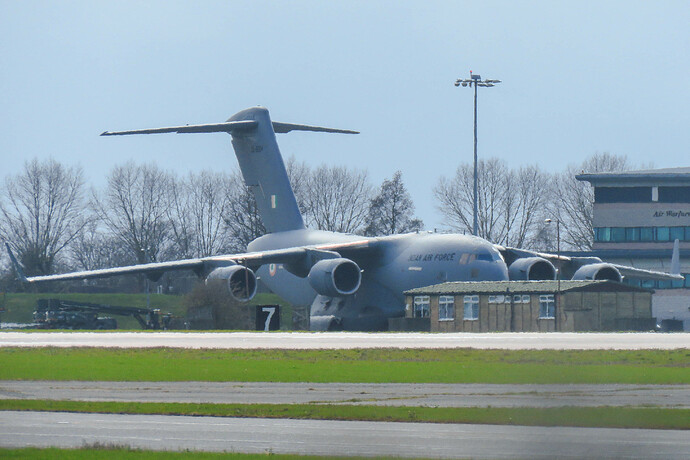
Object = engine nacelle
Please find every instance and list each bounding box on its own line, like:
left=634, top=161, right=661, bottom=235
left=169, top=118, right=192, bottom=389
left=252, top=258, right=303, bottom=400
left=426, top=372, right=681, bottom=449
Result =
left=508, top=257, right=556, bottom=281
left=571, top=263, right=622, bottom=282
left=307, top=258, right=361, bottom=297
left=206, top=265, right=257, bottom=302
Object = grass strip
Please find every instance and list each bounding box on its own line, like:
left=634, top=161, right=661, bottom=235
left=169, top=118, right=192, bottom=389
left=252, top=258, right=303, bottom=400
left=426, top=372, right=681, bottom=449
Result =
left=1, top=399, right=688, bottom=430
left=1, top=347, right=688, bottom=384
left=0, top=447, right=381, bottom=460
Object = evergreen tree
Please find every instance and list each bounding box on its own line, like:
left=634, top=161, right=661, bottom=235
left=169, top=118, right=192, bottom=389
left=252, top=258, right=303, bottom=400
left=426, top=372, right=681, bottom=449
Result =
left=365, top=171, right=423, bottom=236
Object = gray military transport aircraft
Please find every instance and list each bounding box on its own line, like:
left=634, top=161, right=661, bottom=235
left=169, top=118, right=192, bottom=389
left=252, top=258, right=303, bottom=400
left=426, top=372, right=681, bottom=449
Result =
left=5, top=107, right=683, bottom=330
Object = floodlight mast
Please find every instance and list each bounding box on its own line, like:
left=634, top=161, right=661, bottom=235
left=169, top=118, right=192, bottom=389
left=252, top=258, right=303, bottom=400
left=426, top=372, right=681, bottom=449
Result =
left=454, top=71, right=501, bottom=236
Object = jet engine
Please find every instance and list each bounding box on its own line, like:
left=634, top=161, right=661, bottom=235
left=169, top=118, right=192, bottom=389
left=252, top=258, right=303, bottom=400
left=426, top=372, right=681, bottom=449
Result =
left=571, top=263, right=622, bottom=282
left=206, top=265, right=257, bottom=302
left=307, top=258, right=361, bottom=297
left=508, top=257, right=556, bottom=281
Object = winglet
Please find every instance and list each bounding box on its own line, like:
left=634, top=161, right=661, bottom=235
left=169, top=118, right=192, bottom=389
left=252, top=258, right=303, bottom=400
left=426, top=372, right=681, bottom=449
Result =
left=671, top=239, right=681, bottom=276
left=4, top=242, right=29, bottom=283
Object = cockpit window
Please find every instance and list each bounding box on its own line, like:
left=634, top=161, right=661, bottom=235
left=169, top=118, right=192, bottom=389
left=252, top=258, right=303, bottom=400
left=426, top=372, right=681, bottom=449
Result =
left=477, top=252, right=493, bottom=262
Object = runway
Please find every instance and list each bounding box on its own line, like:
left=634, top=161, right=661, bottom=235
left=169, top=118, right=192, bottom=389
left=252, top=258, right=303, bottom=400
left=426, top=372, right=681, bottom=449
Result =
left=1, top=331, right=689, bottom=349
left=3, top=381, right=689, bottom=408
left=1, top=411, right=687, bottom=459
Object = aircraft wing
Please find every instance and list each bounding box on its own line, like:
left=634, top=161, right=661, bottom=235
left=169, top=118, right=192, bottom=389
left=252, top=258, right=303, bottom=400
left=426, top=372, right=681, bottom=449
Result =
left=495, top=244, right=683, bottom=281
left=606, top=264, right=684, bottom=281
left=5, top=239, right=376, bottom=284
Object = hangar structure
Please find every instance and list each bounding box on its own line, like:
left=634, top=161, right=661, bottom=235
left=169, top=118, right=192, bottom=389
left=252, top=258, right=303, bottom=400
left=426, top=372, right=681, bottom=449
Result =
left=403, top=280, right=654, bottom=333
left=577, top=167, right=690, bottom=329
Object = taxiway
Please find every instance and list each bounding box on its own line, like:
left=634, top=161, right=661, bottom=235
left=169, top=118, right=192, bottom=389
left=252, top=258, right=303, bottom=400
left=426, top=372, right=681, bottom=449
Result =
left=2, top=381, right=689, bottom=408
left=1, top=411, right=687, bottom=459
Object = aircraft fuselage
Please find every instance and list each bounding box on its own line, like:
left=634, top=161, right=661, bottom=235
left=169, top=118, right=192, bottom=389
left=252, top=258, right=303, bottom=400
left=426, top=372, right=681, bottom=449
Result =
left=250, top=230, right=508, bottom=330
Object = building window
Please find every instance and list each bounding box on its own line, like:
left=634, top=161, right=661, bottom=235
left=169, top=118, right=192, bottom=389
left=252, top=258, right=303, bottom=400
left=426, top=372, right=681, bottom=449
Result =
left=641, top=279, right=655, bottom=289
left=672, top=278, right=685, bottom=289
left=438, top=295, right=454, bottom=321
left=656, top=227, right=670, bottom=242
left=657, top=280, right=672, bottom=289
left=658, top=186, right=690, bottom=203
left=640, top=227, right=654, bottom=242
left=611, top=227, right=626, bottom=242
left=413, top=296, right=430, bottom=318
left=670, top=227, right=684, bottom=241
left=463, top=295, right=479, bottom=320
left=595, top=226, right=689, bottom=243
left=596, top=227, right=611, bottom=242
left=625, top=227, right=640, bottom=241
left=539, top=295, right=555, bottom=319
left=594, top=187, right=652, bottom=203
left=522, top=295, right=530, bottom=303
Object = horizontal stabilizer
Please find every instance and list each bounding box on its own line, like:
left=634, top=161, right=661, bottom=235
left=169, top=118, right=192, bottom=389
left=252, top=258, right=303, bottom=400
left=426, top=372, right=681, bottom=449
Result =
left=101, top=120, right=258, bottom=136
left=271, top=122, right=359, bottom=135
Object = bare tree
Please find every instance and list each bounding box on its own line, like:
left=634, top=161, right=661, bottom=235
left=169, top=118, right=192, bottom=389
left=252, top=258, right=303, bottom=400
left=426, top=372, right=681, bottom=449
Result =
left=502, top=165, right=550, bottom=248
left=0, top=158, right=87, bottom=276
left=549, top=152, right=632, bottom=250
left=285, top=155, right=311, bottom=219
left=304, top=165, right=373, bottom=233
left=168, top=171, right=233, bottom=258
left=93, top=162, right=172, bottom=264
left=365, top=171, right=423, bottom=236
left=435, top=158, right=549, bottom=247
left=223, top=170, right=266, bottom=251
left=68, top=219, right=135, bottom=271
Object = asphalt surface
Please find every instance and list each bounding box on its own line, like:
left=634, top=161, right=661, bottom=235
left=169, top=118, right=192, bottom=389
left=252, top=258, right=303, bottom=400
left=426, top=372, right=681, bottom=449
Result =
left=2, top=331, right=689, bottom=349
left=1, top=411, right=687, bottom=459
left=2, top=332, right=687, bottom=457
left=2, top=381, right=689, bottom=408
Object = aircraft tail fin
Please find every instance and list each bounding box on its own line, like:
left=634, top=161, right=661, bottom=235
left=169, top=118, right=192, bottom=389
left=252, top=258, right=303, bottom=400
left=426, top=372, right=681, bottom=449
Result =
left=5, top=242, right=28, bottom=283
left=671, top=238, right=681, bottom=276
left=102, top=107, right=358, bottom=234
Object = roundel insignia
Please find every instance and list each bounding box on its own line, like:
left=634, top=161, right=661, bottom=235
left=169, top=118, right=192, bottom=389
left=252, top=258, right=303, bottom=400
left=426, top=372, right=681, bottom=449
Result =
left=269, top=264, right=277, bottom=276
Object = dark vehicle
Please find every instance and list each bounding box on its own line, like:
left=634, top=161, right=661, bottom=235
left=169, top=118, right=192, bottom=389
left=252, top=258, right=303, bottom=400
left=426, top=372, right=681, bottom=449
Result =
left=33, top=299, right=163, bottom=330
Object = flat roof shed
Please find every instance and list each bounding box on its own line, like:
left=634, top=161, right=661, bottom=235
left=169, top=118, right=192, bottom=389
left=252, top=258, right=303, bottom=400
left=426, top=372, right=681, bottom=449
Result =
left=403, top=280, right=653, bottom=332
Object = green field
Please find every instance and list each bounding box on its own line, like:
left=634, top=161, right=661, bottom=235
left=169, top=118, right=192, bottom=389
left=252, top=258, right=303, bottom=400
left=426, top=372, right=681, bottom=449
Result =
left=1, top=347, right=688, bottom=384
left=1, top=399, right=687, bottom=430
left=0, top=292, right=287, bottom=329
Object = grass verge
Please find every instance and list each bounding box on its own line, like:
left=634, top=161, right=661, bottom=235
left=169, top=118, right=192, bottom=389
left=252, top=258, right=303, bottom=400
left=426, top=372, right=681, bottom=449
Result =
left=0, top=348, right=688, bottom=384
left=0, top=447, right=376, bottom=460
left=1, top=399, right=688, bottom=430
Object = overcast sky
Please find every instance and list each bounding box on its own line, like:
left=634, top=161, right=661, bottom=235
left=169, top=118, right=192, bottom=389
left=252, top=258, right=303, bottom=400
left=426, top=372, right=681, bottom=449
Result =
left=1, top=0, right=688, bottom=231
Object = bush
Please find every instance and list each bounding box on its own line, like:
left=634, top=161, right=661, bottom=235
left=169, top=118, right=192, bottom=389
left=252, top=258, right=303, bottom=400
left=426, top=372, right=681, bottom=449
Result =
left=184, top=281, right=253, bottom=330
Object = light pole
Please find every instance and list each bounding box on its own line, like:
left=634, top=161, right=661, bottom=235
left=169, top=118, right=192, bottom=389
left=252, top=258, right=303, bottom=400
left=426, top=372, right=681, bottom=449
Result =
left=544, top=218, right=560, bottom=330
left=455, top=71, right=501, bottom=236
left=141, top=247, right=152, bottom=311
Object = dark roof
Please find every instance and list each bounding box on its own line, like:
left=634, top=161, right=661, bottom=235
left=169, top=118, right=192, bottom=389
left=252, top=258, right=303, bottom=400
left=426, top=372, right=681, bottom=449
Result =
left=405, top=280, right=651, bottom=296
left=576, top=167, right=690, bottom=185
